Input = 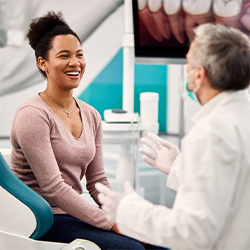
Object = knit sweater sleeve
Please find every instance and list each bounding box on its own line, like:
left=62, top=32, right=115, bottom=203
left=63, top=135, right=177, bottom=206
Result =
left=11, top=105, right=113, bottom=231
left=85, top=109, right=111, bottom=206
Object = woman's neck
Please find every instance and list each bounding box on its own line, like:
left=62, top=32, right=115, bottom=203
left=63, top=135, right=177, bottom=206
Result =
left=43, top=87, right=74, bottom=110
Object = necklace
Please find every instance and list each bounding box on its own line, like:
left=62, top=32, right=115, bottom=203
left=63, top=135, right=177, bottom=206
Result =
left=40, top=93, right=74, bottom=118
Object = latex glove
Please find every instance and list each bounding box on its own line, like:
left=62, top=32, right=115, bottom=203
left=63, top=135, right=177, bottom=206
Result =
left=139, top=132, right=180, bottom=175
left=96, top=181, right=135, bottom=222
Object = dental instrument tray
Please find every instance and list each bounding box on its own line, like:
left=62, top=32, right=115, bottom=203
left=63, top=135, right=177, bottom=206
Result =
left=104, top=109, right=139, bottom=123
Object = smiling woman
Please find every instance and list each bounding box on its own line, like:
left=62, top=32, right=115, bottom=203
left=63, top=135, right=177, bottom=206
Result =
left=9, top=11, right=165, bottom=250
left=38, top=34, right=85, bottom=94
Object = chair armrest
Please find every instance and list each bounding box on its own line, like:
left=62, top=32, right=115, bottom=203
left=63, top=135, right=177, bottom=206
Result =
left=61, top=239, right=101, bottom=250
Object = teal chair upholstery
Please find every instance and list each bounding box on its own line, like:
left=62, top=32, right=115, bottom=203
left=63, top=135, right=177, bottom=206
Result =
left=0, top=152, right=53, bottom=239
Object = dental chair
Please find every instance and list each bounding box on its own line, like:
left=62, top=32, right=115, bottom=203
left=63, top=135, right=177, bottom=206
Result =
left=0, top=152, right=100, bottom=250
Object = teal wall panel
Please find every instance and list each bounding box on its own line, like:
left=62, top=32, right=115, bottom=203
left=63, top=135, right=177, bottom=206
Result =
left=134, top=64, right=167, bottom=132
left=78, top=48, right=167, bottom=132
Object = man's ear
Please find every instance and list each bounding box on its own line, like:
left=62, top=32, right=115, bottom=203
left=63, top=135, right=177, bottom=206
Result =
left=195, top=65, right=207, bottom=85
left=37, top=57, right=47, bottom=72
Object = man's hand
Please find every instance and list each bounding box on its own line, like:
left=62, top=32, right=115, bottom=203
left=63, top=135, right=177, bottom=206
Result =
left=96, top=181, right=135, bottom=222
left=139, top=133, right=180, bottom=175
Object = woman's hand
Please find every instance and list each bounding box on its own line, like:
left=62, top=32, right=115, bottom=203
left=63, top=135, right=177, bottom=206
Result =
left=111, top=223, right=121, bottom=234
left=111, top=223, right=147, bottom=247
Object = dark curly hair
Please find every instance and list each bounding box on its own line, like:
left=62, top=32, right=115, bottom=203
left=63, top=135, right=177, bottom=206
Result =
left=27, top=11, right=81, bottom=78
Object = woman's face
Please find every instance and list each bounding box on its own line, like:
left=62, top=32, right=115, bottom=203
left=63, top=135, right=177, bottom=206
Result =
left=44, top=34, right=86, bottom=91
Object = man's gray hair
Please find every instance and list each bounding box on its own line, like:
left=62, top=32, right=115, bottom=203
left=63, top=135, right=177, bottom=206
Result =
left=191, top=23, right=250, bottom=90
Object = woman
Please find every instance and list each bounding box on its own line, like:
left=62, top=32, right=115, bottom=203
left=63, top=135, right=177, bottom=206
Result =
left=10, top=11, right=165, bottom=250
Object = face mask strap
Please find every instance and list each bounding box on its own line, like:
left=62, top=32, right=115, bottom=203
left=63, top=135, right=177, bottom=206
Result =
left=193, top=83, right=201, bottom=94
left=183, top=67, right=201, bottom=105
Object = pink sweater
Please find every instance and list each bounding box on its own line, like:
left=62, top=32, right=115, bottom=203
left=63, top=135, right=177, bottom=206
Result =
left=11, top=94, right=113, bottom=231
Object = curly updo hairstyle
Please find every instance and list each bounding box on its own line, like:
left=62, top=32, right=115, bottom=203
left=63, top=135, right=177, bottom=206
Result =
left=27, top=11, right=81, bottom=78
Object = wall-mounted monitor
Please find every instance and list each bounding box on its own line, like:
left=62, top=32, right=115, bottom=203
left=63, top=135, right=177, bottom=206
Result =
left=132, top=0, right=250, bottom=64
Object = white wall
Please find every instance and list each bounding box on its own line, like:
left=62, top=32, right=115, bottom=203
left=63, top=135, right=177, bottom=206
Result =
left=167, top=65, right=183, bottom=135
left=0, top=0, right=123, bottom=138
left=0, top=82, right=45, bottom=137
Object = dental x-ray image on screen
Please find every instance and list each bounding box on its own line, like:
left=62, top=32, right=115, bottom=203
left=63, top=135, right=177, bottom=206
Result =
left=133, top=0, right=250, bottom=64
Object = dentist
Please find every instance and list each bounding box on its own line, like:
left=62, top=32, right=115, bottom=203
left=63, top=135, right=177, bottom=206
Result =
left=96, top=23, right=250, bottom=250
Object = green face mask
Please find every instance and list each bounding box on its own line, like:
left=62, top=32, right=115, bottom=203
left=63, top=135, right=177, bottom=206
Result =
left=184, top=75, right=195, bottom=101
left=184, top=74, right=201, bottom=104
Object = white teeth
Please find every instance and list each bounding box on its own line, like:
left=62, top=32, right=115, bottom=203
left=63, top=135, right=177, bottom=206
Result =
left=182, top=0, right=213, bottom=15
left=66, top=71, right=80, bottom=76
left=148, top=0, right=162, bottom=12
left=163, top=0, right=182, bottom=15
left=213, top=0, right=242, bottom=17
left=138, top=0, right=147, bottom=10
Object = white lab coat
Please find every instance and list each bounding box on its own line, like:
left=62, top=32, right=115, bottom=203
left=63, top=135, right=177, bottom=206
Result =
left=116, top=90, right=250, bottom=250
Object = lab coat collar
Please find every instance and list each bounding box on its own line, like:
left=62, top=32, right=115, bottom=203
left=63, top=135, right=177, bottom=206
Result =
left=191, top=89, right=250, bottom=124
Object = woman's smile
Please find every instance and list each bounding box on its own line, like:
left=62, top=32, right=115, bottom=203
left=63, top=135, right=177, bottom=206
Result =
left=44, top=34, right=86, bottom=90
left=65, top=70, right=81, bottom=79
